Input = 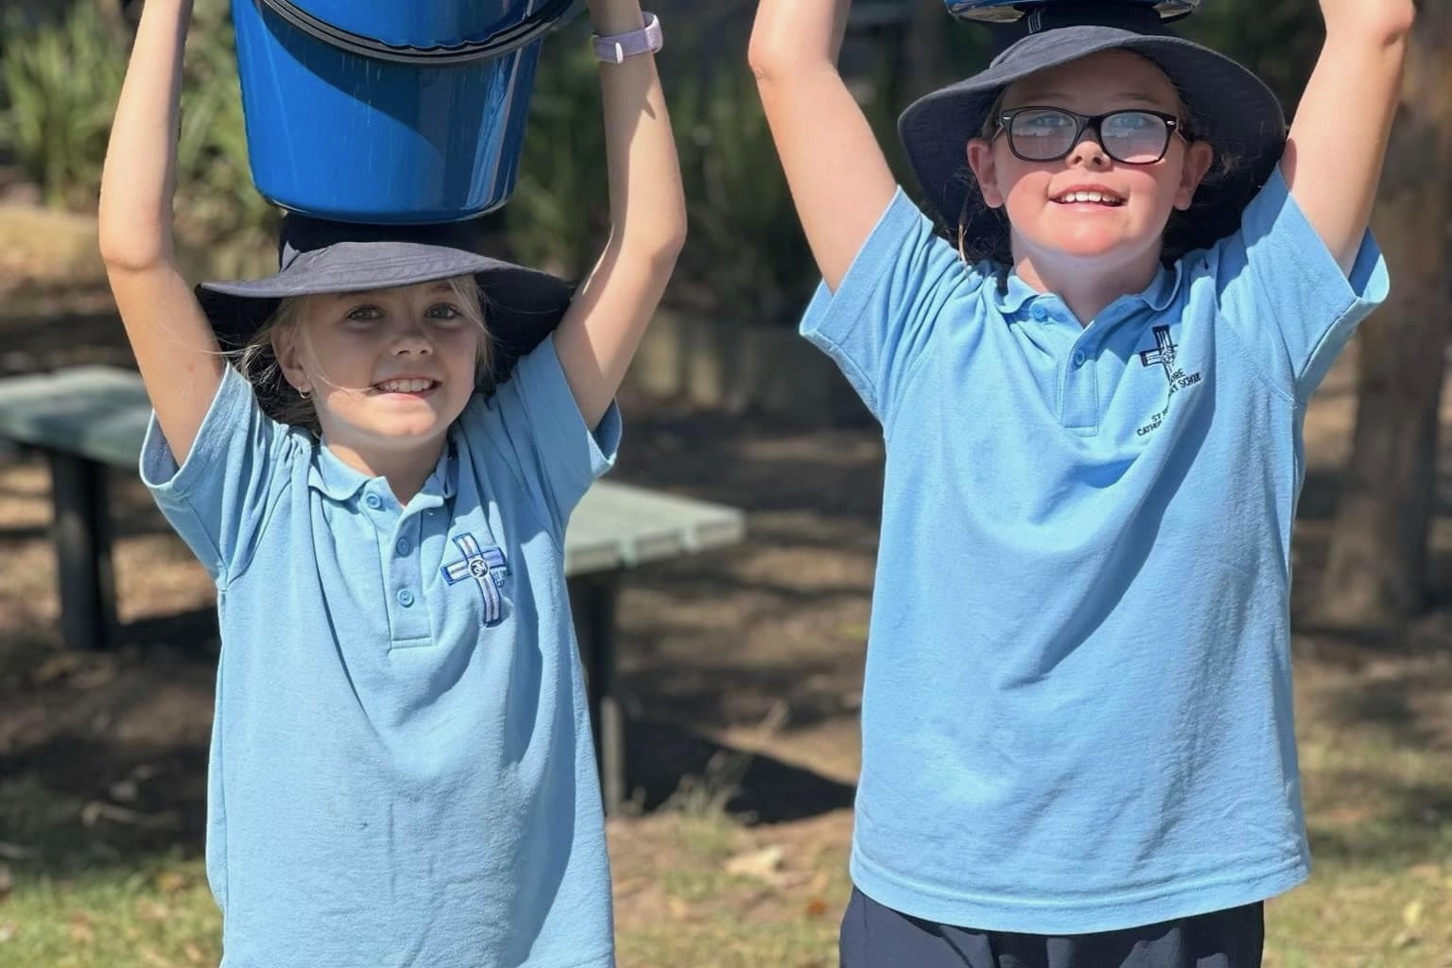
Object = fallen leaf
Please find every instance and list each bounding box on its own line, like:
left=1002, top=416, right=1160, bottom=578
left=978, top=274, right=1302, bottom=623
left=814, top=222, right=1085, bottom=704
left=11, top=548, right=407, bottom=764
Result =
left=1392, top=929, right=1419, bottom=949
left=109, top=779, right=140, bottom=804
left=725, top=845, right=785, bottom=885
left=81, top=801, right=179, bottom=830
left=72, top=664, right=117, bottom=690
left=667, top=897, right=690, bottom=920
left=805, top=896, right=829, bottom=919
left=1403, top=898, right=1424, bottom=927
left=0, top=922, right=15, bottom=943
left=184, top=941, right=205, bottom=963
left=32, top=654, right=81, bottom=684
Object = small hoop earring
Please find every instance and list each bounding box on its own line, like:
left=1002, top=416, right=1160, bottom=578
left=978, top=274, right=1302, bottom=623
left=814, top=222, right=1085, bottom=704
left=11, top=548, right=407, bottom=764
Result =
left=298, top=387, right=311, bottom=399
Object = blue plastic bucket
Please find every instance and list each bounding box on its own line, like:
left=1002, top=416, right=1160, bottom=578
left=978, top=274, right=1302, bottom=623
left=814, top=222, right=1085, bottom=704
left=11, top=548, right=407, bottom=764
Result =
left=231, top=0, right=578, bottom=223
left=946, top=0, right=1201, bottom=22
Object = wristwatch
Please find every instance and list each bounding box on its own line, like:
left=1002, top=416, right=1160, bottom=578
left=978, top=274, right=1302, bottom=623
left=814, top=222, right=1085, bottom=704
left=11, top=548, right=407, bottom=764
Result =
left=591, top=12, right=663, bottom=64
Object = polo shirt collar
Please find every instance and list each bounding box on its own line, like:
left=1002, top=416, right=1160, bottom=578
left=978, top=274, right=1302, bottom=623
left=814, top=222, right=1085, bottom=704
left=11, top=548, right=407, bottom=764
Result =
left=989, top=266, right=1040, bottom=315
left=308, top=442, right=370, bottom=502
left=1138, top=260, right=1183, bottom=312
left=988, top=261, right=1185, bottom=317
left=306, top=437, right=459, bottom=503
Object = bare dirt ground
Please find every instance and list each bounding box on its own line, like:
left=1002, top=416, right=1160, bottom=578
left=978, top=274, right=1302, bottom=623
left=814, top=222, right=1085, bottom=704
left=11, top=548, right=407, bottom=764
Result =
left=2, top=257, right=1451, bottom=965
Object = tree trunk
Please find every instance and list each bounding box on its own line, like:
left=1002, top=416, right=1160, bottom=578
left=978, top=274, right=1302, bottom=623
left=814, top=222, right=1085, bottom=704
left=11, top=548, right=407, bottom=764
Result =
left=1315, top=13, right=1452, bottom=628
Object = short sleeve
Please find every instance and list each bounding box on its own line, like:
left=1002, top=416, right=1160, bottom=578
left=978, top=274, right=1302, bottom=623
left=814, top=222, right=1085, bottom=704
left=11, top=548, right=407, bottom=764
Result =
left=469, top=333, right=620, bottom=539
left=799, top=188, right=980, bottom=424
left=140, top=365, right=294, bottom=584
left=1209, top=165, right=1389, bottom=401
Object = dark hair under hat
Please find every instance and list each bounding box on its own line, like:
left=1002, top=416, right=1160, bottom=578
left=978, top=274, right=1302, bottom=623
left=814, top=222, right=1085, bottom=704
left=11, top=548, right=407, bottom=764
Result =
left=196, top=215, right=574, bottom=389
left=898, top=1, right=1287, bottom=260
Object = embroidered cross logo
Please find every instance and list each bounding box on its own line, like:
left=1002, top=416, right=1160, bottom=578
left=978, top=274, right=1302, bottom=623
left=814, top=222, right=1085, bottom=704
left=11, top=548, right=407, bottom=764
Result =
left=441, top=534, right=509, bottom=627
left=1138, top=325, right=1179, bottom=379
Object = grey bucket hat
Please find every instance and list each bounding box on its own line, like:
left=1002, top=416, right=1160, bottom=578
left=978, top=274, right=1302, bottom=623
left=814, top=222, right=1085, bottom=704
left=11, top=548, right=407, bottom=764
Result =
left=197, top=215, right=574, bottom=391
left=899, top=1, right=1287, bottom=259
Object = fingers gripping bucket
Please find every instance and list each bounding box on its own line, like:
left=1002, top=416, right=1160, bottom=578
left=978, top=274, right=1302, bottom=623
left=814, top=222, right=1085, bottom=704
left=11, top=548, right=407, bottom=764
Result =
left=231, top=0, right=577, bottom=223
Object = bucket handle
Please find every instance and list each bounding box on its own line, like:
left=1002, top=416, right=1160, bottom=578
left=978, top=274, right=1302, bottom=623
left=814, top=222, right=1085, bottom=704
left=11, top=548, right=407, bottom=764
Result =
left=255, top=0, right=579, bottom=65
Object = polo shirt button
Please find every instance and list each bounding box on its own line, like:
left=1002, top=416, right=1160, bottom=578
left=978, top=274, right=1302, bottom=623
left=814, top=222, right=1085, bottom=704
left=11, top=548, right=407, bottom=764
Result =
left=1031, top=304, right=1049, bottom=322
left=1072, top=350, right=1088, bottom=368
left=396, top=537, right=411, bottom=556
left=396, top=589, right=415, bottom=607
left=365, top=493, right=383, bottom=510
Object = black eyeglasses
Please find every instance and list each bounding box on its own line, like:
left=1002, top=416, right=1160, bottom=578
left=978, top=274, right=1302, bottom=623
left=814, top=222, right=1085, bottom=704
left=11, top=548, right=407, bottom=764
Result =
left=995, top=107, right=1185, bottom=165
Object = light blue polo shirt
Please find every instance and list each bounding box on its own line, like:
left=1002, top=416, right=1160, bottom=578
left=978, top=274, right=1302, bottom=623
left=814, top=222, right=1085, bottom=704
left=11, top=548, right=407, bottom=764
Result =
left=803, top=167, right=1387, bottom=935
left=142, top=336, right=620, bottom=968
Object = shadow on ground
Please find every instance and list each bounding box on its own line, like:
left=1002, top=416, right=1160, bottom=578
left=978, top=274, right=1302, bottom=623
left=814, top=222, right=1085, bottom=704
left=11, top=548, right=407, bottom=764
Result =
left=621, top=718, right=855, bottom=822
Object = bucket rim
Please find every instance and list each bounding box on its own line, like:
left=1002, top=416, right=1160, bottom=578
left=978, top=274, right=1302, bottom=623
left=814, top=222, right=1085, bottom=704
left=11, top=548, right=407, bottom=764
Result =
left=254, top=0, right=580, bottom=64
left=945, top=0, right=1200, bottom=22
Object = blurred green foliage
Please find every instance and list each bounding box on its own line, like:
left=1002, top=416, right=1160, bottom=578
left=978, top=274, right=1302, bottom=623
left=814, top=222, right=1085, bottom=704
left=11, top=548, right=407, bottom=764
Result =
left=506, top=25, right=611, bottom=280
left=172, top=0, right=280, bottom=266
left=0, top=0, right=277, bottom=270
left=671, top=62, right=820, bottom=326
left=0, top=2, right=125, bottom=209
left=509, top=23, right=824, bottom=325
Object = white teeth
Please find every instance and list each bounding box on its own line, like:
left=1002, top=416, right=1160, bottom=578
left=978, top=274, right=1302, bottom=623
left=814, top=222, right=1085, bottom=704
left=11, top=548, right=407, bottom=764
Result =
left=375, top=378, right=434, bottom=393
left=1057, top=190, right=1122, bottom=205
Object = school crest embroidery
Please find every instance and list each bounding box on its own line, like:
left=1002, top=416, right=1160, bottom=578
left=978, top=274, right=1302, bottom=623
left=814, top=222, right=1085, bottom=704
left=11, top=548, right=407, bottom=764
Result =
left=441, top=534, right=509, bottom=627
left=1134, top=325, right=1203, bottom=437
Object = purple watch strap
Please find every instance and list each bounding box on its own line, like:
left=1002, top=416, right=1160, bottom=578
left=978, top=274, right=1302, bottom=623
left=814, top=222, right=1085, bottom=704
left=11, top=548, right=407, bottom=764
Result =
left=591, top=12, right=662, bottom=64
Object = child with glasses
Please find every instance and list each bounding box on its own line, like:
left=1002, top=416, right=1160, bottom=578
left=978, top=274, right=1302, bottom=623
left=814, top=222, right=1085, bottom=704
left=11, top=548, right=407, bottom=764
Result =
left=98, top=0, right=682, bottom=963
left=750, top=0, right=1408, bottom=964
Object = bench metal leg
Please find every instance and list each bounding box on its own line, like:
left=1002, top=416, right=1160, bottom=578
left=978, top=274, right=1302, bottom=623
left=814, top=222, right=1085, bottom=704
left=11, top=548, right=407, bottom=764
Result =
left=48, top=452, right=116, bottom=651
left=570, top=573, right=625, bottom=816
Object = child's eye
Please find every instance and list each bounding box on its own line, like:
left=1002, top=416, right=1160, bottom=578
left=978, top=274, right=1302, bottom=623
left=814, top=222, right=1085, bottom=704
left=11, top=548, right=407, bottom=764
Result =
left=1020, top=111, right=1072, bottom=131
left=427, top=303, right=466, bottom=324
left=345, top=305, right=382, bottom=323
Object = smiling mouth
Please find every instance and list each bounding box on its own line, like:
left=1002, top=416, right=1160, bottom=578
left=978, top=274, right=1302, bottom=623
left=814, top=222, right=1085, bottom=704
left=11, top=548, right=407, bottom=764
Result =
left=1053, top=190, right=1126, bottom=207
left=371, top=378, right=439, bottom=394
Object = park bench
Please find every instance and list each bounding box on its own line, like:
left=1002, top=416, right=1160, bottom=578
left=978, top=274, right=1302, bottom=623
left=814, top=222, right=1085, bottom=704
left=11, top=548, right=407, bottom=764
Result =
left=0, top=365, right=746, bottom=814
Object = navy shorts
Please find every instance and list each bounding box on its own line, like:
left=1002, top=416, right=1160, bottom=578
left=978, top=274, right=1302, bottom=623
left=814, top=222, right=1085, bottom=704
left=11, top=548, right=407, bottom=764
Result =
left=839, top=888, right=1264, bottom=968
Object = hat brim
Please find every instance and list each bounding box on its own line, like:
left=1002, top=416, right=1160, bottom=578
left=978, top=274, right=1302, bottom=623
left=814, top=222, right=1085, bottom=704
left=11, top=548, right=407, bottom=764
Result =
left=197, top=242, right=574, bottom=391
left=898, top=27, right=1287, bottom=258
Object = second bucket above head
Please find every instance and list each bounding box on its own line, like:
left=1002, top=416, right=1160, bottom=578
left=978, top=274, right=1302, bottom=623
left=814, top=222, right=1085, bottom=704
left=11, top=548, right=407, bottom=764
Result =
left=232, top=0, right=580, bottom=225
left=945, top=0, right=1202, bottom=22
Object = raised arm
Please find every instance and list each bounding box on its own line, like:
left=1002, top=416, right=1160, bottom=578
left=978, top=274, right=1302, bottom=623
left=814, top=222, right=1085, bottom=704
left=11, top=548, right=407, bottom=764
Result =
left=749, top=0, right=898, bottom=291
left=98, top=0, right=224, bottom=464
left=553, top=0, right=687, bottom=430
left=1282, top=0, right=1415, bottom=274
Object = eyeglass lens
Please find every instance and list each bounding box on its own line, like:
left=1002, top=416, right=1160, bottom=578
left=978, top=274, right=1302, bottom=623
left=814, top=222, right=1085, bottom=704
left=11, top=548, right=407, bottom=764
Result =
left=1007, top=109, right=1171, bottom=164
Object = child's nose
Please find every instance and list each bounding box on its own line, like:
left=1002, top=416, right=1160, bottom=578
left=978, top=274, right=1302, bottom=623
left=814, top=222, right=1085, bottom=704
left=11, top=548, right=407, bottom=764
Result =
left=391, top=319, right=434, bottom=354
left=1068, top=136, right=1110, bottom=167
